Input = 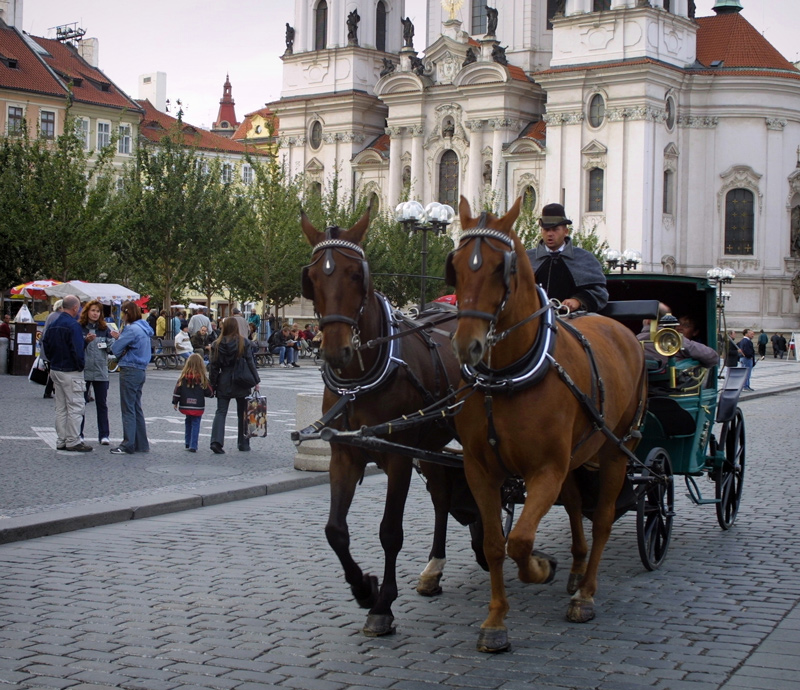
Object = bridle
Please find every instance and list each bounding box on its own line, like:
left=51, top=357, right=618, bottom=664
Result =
left=302, top=233, right=371, bottom=333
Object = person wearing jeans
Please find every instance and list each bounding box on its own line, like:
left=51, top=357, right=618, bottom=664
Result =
left=738, top=328, right=755, bottom=391
left=269, top=326, right=300, bottom=368
left=110, top=301, right=154, bottom=454
left=79, top=300, right=112, bottom=445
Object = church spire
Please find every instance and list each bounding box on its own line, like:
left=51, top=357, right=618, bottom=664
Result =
left=211, top=74, right=239, bottom=137
left=713, top=0, right=744, bottom=14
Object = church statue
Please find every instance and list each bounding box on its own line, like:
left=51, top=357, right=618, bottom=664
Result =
left=284, top=23, right=295, bottom=55
left=410, top=55, right=425, bottom=77
left=380, top=58, right=396, bottom=77
left=462, top=47, right=477, bottom=67
left=402, top=17, right=415, bottom=49
left=688, top=0, right=697, bottom=19
left=486, top=6, right=498, bottom=36
left=791, top=205, right=800, bottom=258
left=347, top=9, right=360, bottom=45
left=491, top=43, right=508, bottom=66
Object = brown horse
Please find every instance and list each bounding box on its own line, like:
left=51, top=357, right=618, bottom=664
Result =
left=300, top=208, right=485, bottom=637
left=447, top=197, right=647, bottom=652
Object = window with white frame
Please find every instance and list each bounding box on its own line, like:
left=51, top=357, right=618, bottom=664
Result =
left=7, top=105, right=24, bottom=135
left=242, top=164, right=253, bottom=185
left=118, top=124, right=131, bottom=154
left=40, top=110, right=56, bottom=139
left=75, top=118, right=90, bottom=149
left=588, top=167, right=604, bottom=212
left=97, top=121, right=111, bottom=148
left=221, top=163, right=233, bottom=184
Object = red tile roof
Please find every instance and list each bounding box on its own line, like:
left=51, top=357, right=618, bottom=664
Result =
left=507, top=64, right=531, bottom=82
left=519, top=119, right=546, bottom=144
left=363, top=133, right=390, bottom=157
left=136, top=99, right=262, bottom=154
left=0, top=23, right=65, bottom=98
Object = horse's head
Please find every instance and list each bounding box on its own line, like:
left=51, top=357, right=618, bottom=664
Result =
left=300, top=205, right=372, bottom=369
left=447, top=196, right=523, bottom=367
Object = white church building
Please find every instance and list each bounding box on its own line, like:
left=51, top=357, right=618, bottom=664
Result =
left=271, top=0, right=800, bottom=331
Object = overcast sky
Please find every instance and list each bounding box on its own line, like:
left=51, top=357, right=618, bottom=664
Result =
left=20, top=1, right=797, bottom=130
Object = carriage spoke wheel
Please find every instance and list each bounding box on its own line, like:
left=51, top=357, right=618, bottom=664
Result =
left=636, top=448, right=674, bottom=571
left=716, top=407, right=745, bottom=530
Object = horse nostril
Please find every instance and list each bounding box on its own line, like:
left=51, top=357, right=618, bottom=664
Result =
left=468, top=340, right=484, bottom=365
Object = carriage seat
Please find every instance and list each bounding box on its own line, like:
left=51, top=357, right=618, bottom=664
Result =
left=646, top=397, right=697, bottom=437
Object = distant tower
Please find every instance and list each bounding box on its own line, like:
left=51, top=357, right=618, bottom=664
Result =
left=211, top=74, right=239, bottom=138
left=713, top=0, right=743, bottom=14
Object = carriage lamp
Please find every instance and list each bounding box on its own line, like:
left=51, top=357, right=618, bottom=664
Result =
left=395, top=200, right=455, bottom=312
left=604, top=248, right=641, bottom=273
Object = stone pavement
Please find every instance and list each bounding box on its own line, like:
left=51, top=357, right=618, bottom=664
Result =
left=1, top=387, right=799, bottom=689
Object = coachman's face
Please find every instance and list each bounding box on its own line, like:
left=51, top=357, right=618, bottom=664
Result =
left=542, top=224, right=569, bottom=250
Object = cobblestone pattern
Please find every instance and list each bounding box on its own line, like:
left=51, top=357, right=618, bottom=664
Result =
left=1, top=394, right=799, bottom=689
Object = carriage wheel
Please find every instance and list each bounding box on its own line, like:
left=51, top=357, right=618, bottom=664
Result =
left=636, top=448, right=674, bottom=571
left=716, top=408, right=745, bottom=530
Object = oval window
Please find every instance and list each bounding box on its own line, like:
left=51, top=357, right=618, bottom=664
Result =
left=310, top=121, right=323, bottom=150
left=589, top=94, right=605, bottom=128
left=665, top=97, right=675, bottom=130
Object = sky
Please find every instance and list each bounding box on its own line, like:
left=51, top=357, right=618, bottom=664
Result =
left=19, top=1, right=798, bottom=131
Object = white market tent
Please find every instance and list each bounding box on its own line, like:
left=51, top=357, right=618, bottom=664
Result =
left=44, top=281, right=140, bottom=305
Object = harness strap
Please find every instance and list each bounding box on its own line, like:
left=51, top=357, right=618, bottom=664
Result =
left=484, top=393, right=516, bottom=478
left=359, top=311, right=457, bottom=350
left=291, top=393, right=354, bottom=444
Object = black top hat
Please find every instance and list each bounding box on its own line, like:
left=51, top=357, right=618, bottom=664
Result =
left=539, top=203, right=572, bottom=229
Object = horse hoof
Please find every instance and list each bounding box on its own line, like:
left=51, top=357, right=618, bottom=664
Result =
left=566, top=572, right=583, bottom=595
left=477, top=627, right=510, bottom=653
left=352, top=574, right=379, bottom=609
left=532, top=550, right=557, bottom=584
left=416, top=573, right=443, bottom=597
left=363, top=614, right=396, bottom=637
left=567, top=597, right=595, bottom=623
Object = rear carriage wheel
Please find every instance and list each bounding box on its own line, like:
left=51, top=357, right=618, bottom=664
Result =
left=716, top=408, right=745, bottom=530
left=636, top=448, right=674, bottom=571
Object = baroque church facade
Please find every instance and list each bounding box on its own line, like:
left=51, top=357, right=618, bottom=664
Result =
left=270, top=0, right=800, bottom=331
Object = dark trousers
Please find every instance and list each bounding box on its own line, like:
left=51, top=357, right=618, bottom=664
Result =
left=80, top=380, right=110, bottom=441
left=210, top=396, right=248, bottom=449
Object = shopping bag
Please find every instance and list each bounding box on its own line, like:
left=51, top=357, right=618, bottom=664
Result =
left=244, top=393, right=267, bottom=438
left=28, top=356, right=49, bottom=385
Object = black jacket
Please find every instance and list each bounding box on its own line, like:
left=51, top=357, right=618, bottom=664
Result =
left=209, top=337, right=260, bottom=399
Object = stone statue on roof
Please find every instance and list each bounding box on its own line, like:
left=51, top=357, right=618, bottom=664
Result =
left=380, top=58, right=396, bottom=77
left=402, top=17, right=415, bottom=49
left=285, top=24, right=295, bottom=55
left=462, top=47, right=477, bottom=67
left=491, top=43, right=508, bottom=66
left=486, top=6, right=498, bottom=36
left=347, top=10, right=360, bottom=45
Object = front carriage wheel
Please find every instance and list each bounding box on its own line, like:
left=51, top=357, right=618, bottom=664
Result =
left=716, top=408, right=745, bottom=530
left=636, top=448, right=674, bottom=571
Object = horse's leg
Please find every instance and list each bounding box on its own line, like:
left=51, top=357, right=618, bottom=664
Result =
left=559, top=471, right=589, bottom=595
left=363, top=455, right=413, bottom=636
left=465, top=459, right=510, bottom=653
left=325, top=447, right=378, bottom=609
left=567, top=448, right=628, bottom=623
left=506, top=463, right=566, bottom=585
left=415, top=463, right=450, bottom=596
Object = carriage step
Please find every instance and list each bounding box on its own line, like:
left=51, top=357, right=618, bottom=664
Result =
left=684, top=474, right=720, bottom=506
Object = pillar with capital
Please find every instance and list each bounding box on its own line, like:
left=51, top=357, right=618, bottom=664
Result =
left=387, top=126, right=403, bottom=209
left=410, top=125, right=425, bottom=199
left=466, top=120, right=484, bottom=201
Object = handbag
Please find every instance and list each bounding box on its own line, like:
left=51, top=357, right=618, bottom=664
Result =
left=243, top=392, right=268, bottom=438
left=233, top=355, right=258, bottom=389
left=28, top=356, right=49, bottom=385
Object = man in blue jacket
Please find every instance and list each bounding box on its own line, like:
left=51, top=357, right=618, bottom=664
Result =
left=40, top=295, right=92, bottom=452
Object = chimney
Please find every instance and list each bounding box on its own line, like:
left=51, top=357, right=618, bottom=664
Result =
left=77, top=37, right=99, bottom=68
left=139, top=72, right=168, bottom=112
left=0, top=0, right=23, bottom=27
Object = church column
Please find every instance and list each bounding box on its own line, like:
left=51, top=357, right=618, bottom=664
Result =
left=410, top=125, right=425, bottom=201
left=611, top=0, right=633, bottom=9
left=567, top=0, right=592, bottom=15
left=297, top=1, right=308, bottom=52
left=387, top=126, right=403, bottom=209
left=466, top=120, right=484, bottom=204
left=489, top=119, right=506, bottom=192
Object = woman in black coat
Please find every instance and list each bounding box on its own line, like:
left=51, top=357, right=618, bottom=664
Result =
left=209, top=317, right=260, bottom=453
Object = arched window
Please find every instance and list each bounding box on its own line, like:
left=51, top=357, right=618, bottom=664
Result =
left=523, top=186, right=537, bottom=213
left=309, top=181, right=323, bottom=199
left=376, top=1, right=387, bottom=52
left=663, top=170, right=674, bottom=215
left=472, top=0, right=488, bottom=35
left=310, top=121, right=322, bottom=150
left=438, top=150, right=459, bottom=206
left=593, top=0, right=611, bottom=11
left=725, top=188, right=754, bottom=255
left=315, top=0, right=328, bottom=51
left=588, top=168, right=604, bottom=212
left=588, top=94, right=605, bottom=128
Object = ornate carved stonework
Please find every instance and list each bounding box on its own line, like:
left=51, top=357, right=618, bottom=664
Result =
left=465, top=120, right=484, bottom=131
left=662, top=215, right=675, bottom=233
left=424, top=104, right=467, bottom=148
left=766, top=118, right=787, bottom=131
left=436, top=51, right=462, bottom=84
left=717, top=165, right=764, bottom=213
left=661, top=255, right=677, bottom=275
left=408, top=124, right=424, bottom=137
left=385, top=125, right=404, bottom=137
left=677, top=115, right=718, bottom=129
left=516, top=172, right=539, bottom=199
left=582, top=140, right=608, bottom=171
left=543, top=112, right=567, bottom=126
left=488, top=118, right=519, bottom=130
left=719, top=258, right=760, bottom=273
left=664, top=142, right=679, bottom=173
left=606, top=106, right=664, bottom=123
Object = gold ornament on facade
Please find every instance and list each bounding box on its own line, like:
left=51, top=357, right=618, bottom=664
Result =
left=441, top=0, right=464, bottom=21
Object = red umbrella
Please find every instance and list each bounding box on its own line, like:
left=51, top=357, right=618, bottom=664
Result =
left=9, top=279, right=63, bottom=300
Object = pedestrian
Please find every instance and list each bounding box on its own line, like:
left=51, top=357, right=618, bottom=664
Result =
left=771, top=332, right=781, bottom=358
left=738, top=328, right=755, bottom=391
left=172, top=353, right=213, bottom=453
left=757, top=329, right=768, bottom=360
left=0, top=312, right=10, bottom=375
left=208, top=317, right=260, bottom=454
left=78, top=300, right=112, bottom=446
left=109, top=301, right=154, bottom=455
left=174, top=320, right=193, bottom=362
left=230, top=307, right=249, bottom=338
left=188, top=307, right=211, bottom=336
left=40, top=295, right=92, bottom=452
left=248, top=311, right=261, bottom=337
left=146, top=308, right=158, bottom=332
left=725, top=330, right=741, bottom=369
left=777, top=333, right=787, bottom=359
left=155, top=310, right=167, bottom=338
left=269, top=325, right=300, bottom=368
left=171, top=308, right=182, bottom=339
left=39, top=299, right=64, bottom=399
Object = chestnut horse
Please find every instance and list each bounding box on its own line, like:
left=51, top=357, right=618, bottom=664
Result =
left=447, top=197, right=647, bottom=652
left=300, top=208, right=484, bottom=637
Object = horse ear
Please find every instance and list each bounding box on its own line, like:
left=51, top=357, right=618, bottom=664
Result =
left=458, top=196, right=473, bottom=227
left=300, top=210, right=324, bottom=247
left=498, top=196, right=523, bottom=232
left=346, top=204, right=372, bottom=245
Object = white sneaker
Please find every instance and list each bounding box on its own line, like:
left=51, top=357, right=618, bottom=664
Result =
left=100, top=437, right=110, bottom=445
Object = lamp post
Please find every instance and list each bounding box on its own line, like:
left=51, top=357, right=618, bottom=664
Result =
left=395, top=201, right=455, bottom=312
left=706, top=266, right=736, bottom=362
left=603, top=248, right=641, bottom=274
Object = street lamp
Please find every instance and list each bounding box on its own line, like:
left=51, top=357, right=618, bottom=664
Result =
left=706, top=266, right=736, bottom=364
left=395, top=200, right=455, bottom=312
left=604, top=248, right=641, bottom=274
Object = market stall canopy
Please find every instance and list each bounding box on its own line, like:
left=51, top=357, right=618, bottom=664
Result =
left=10, top=279, right=63, bottom=300
left=44, top=281, right=140, bottom=305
